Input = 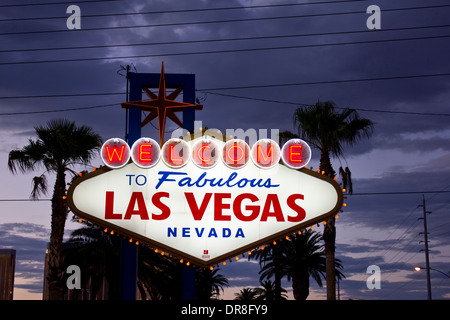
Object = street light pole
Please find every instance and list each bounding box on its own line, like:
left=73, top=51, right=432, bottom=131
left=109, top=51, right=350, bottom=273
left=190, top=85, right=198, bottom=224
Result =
left=428, top=268, right=450, bottom=279
left=414, top=267, right=450, bottom=279
left=418, top=195, right=432, bottom=300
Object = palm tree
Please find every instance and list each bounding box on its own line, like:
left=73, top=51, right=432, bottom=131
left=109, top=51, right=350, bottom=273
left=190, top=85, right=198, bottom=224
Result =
left=284, top=230, right=344, bottom=300
left=137, top=246, right=182, bottom=300
left=234, top=288, right=259, bottom=301
left=255, top=279, right=287, bottom=301
left=195, top=267, right=229, bottom=300
left=254, top=231, right=344, bottom=300
left=250, top=245, right=286, bottom=300
left=62, top=223, right=121, bottom=299
left=63, top=222, right=182, bottom=300
left=8, top=119, right=102, bottom=299
left=293, top=101, right=373, bottom=299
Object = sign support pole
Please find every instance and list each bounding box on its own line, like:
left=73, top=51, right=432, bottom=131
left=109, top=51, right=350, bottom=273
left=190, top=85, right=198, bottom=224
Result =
left=119, top=70, right=197, bottom=300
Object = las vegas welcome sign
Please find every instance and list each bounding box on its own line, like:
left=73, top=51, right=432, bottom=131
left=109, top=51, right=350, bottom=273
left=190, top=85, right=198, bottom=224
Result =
left=67, top=136, right=344, bottom=267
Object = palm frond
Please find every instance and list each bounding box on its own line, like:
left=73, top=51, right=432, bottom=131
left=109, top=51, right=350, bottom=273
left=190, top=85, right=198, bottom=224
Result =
left=339, top=166, right=353, bottom=194
left=339, top=166, right=347, bottom=190
left=345, top=166, right=353, bottom=194
left=31, top=174, right=48, bottom=199
left=293, top=101, right=374, bottom=159
left=8, top=149, right=33, bottom=174
left=278, top=130, right=299, bottom=146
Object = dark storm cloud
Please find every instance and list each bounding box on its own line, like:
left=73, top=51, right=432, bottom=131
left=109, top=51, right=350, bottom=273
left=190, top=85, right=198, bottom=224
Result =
left=374, top=134, right=450, bottom=153
left=1, top=0, right=449, bottom=144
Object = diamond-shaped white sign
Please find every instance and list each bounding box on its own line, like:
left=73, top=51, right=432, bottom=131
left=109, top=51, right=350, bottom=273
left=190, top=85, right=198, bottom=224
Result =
left=68, top=137, right=343, bottom=267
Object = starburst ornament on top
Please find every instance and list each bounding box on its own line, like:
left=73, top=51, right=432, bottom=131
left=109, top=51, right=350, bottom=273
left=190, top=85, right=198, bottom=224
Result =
left=121, top=62, right=203, bottom=147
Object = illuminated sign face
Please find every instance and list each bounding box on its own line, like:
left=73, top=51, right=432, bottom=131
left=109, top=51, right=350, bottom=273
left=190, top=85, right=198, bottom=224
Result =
left=69, top=137, right=343, bottom=267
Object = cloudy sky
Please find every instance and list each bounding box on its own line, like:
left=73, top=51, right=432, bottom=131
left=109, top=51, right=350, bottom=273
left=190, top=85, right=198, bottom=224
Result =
left=1, top=0, right=449, bottom=300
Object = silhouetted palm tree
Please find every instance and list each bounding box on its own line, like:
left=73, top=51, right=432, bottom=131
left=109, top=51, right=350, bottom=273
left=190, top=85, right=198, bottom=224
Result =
left=255, top=279, right=287, bottom=301
left=252, top=230, right=344, bottom=300
left=250, top=245, right=286, bottom=300
left=8, top=119, right=102, bottom=299
left=63, top=223, right=182, bottom=300
left=196, top=268, right=229, bottom=300
left=234, top=288, right=259, bottom=301
left=63, top=224, right=120, bottom=299
left=137, top=246, right=182, bottom=300
left=283, top=230, right=344, bottom=300
left=293, top=101, right=373, bottom=299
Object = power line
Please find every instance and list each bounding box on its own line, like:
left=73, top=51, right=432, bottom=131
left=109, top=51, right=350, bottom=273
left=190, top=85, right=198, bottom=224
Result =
left=2, top=190, right=450, bottom=201
left=0, top=0, right=367, bottom=21
left=1, top=72, right=450, bottom=119
left=0, top=103, right=117, bottom=116
left=349, top=191, right=450, bottom=196
left=0, top=92, right=123, bottom=100
left=2, top=33, right=449, bottom=66
left=2, top=73, right=449, bottom=98
left=2, top=24, right=449, bottom=54
left=2, top=4, right=450, bottom=37
left=425, top=184, right=450, bottom=201
left=201, top=91, right=450, bottom=117
left=0, top=0, right=117, bottom=8
left=199, top=73, right=450, bottom=91
left=383, top=240, right=421, bottom=274
left=348, top=184, right=450, bottom=278
left=346, top=204, right=420, bottom=271
left=1, top=90, right=449, bottom=118
left=1, top=95, right=449, bottom=118
left=381, top=248, right=422, bottom=283
left=382, top=220, right=421, bottom=263
left=0, top=198, right=51, bottom=201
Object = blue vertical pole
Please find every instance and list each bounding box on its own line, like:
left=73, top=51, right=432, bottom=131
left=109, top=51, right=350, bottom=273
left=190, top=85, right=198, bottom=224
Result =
left=182, top=74, right=196, bottom=134
left=119, top=70, right=197, bottom=300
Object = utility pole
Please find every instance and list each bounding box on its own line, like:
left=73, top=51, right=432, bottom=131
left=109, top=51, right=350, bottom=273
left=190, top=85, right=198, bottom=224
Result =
left=418, top=194, right=432, bottom=300
left=117, top=63, right=136, bottom=141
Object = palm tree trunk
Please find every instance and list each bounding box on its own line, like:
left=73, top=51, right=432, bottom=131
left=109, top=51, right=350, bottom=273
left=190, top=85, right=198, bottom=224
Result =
left=320, top=150, right=335, bottom=178
left=273, top=246, right=282, bottom=301
left=292, top=266, right=310, bottom=300
left=320, top=150, right=336, bottom=300
left=323, top=217, right=336, bottom=300
left=274, top=268, right=282, bottom=301
left=47, top=166, right=68, bottom=300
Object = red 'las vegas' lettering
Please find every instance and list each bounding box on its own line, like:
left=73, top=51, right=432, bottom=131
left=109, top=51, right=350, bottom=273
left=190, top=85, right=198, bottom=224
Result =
left=185, top=192, right=212, bottom=221
left=105, top=191, right=306, bottom=223
left=286, top=194, right=306, bottom=222
left=105, top=191, right=170, bottom=220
